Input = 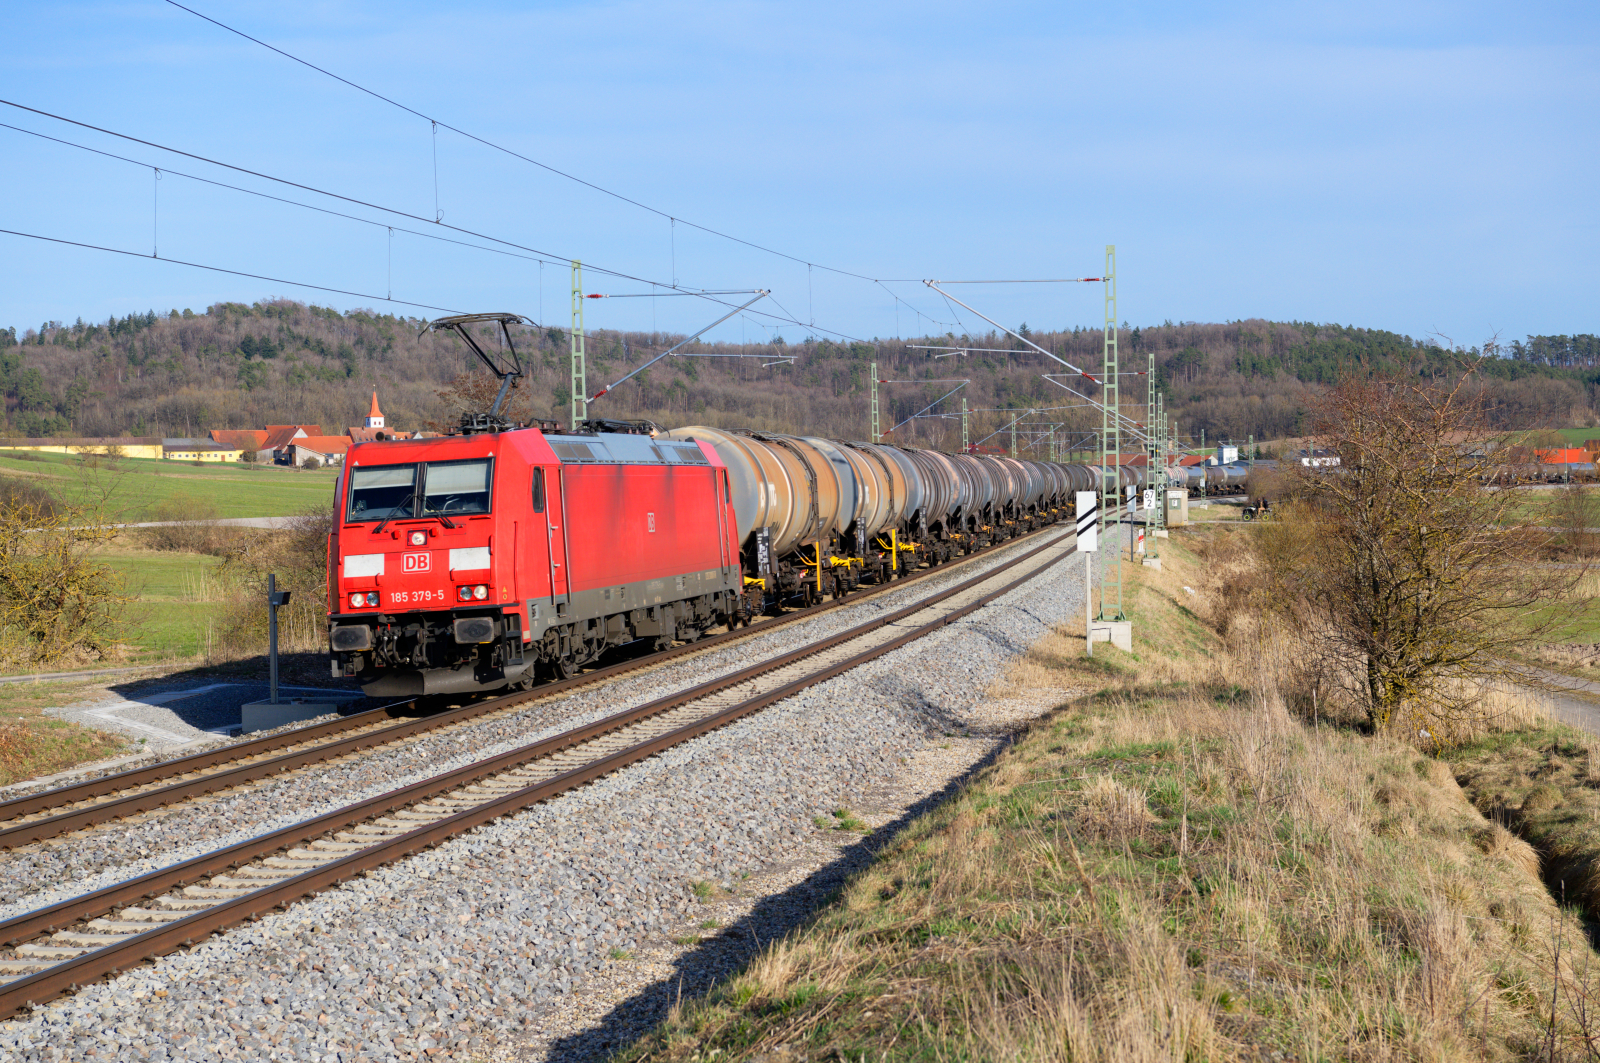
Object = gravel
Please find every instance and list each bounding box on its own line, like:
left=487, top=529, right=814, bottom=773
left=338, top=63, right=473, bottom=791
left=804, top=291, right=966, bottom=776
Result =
left=0, top=530, right=1085, bottom=1062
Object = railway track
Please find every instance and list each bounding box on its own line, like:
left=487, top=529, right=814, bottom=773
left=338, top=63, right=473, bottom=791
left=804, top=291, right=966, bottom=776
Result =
left=0, top=518, right=1072, bottom=852
left=6, top=525, right=1071, bottom=847
left=0, top=526, right=1077, bottom=1017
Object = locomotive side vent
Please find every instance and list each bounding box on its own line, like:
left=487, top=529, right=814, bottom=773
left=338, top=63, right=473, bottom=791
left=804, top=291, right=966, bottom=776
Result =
left=550, top=442, right=595, bottom=462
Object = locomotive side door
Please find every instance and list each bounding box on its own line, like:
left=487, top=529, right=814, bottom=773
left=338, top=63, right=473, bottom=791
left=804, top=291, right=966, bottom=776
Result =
left=539, top=464, right=569, bottom=604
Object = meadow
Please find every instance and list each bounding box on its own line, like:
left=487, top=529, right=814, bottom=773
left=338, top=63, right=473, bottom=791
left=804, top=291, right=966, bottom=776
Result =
left=0, top=449, right=337, bottom=522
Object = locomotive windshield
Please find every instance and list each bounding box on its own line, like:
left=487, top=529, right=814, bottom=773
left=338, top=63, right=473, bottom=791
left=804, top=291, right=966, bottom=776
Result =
left=421, top=459, right=492, bottom=516
left=347, top=464, right=416, bottom=521
left=345, top=459, right=493, bottom=522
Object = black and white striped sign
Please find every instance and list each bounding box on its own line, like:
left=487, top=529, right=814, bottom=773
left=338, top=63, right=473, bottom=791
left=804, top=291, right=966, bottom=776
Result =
left=1075, top=491, right=1098, bottom=552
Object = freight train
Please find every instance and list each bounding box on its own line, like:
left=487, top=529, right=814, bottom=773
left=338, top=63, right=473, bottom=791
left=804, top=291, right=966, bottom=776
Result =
left=325, top=419, right=1154, bottom=697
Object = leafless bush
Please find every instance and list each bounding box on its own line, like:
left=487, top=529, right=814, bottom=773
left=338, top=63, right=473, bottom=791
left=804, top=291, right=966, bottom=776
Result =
left=212, top=509, right=332, bottom=658
left=0, top=478, right=59, bottom=518
left=1550, top=486, right=1600, bottom=558
left=137, top=493, right=233, bottom=555
left=0, top=483, right=128, bottom=667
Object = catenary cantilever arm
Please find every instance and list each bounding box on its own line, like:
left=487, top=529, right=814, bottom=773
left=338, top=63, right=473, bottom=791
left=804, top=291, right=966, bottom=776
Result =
left=586, top=291, right=769, bottom=404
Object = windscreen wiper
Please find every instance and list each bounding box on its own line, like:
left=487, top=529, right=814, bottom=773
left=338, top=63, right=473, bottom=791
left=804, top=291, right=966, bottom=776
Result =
left=373, top=492, right=415, bottom=534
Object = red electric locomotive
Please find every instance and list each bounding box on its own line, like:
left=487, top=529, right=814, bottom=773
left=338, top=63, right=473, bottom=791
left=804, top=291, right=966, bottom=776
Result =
left=326, top=314, right=743, bottom=696
left=328, top=425, right=743, bottom=695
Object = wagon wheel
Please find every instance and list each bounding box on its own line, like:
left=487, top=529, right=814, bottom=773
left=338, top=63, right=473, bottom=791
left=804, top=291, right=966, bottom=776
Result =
left=541, top=630, right=575, bottom=680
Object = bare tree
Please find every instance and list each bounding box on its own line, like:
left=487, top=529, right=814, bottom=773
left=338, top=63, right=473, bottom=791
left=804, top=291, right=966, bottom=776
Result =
left=426, top=369, right=537, bottom=433
left=1268, top=369, right=1577, bottom=738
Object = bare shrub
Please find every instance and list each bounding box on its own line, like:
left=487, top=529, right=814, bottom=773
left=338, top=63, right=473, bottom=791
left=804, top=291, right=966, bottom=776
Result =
left=1549, top=485, right=1600, bottom=558
left=0, top=484, right=128, bottom=667
left=138, top=492, right=228, bottom=554
left=300, top=456, right=321, bottom=471
left=0, top=477, right=59, bottom=519
left=213, top=508, right=331, bottom=658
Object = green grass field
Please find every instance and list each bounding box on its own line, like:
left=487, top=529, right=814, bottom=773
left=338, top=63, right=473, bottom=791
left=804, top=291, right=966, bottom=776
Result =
left=1509, top=427, right=1600, bottom=447
left=0, top=450, right=337, bottom=521
left=98, top=547, right=235, bottom=662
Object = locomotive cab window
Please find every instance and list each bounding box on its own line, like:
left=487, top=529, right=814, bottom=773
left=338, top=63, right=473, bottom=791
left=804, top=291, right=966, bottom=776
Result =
left=347, top=464, right=417, bottom=521
left=422, top=459, right=492, bottom=516
left=530, top=467, right=545, bottom=513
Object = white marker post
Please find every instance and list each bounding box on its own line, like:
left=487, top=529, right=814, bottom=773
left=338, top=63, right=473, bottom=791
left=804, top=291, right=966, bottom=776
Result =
left=1076, top=491, right=1098, bottom=656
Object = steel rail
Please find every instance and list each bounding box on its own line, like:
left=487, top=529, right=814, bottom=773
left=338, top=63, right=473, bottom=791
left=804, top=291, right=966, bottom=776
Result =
left=0, top=530, right=1077, bottom=1017
left=0, top=511, right=1073, bottom=846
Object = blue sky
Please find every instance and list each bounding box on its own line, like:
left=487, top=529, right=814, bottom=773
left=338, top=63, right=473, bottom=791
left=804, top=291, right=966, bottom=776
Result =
left=1, top=0, right=1595, bottom=348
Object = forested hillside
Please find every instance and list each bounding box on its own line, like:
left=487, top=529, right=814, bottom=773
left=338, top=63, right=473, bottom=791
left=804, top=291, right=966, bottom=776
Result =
left=0, top=301, right=1594, bottom=449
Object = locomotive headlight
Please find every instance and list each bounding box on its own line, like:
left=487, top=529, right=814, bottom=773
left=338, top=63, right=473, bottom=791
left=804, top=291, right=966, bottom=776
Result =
left=409, top=531, right=427, bottom=546
left=473, top=585, right=488, bottom=600
left=349, top=592, right=365, bottom=609
left=365, top=592, right=379, bottom=607
left=458, top=586, right=473, bottom=602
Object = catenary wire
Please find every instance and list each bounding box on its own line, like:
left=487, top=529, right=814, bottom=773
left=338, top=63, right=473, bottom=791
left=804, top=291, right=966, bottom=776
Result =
left=0, top=98, right=712, bottom=300
left=1, top=99, right=892, bottom=348
left=0, top=120, right=573, bottom=274
left=3, top=103, right=1101, bottom=363
left=165, top=0, right=1021, bottom=339
left=163, top=0, right=931, bottom=288
left=0, top=227, right=464, bottom=315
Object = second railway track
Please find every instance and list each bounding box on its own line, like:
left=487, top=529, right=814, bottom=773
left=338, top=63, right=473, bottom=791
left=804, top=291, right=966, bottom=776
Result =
left=0, top=518, right=1072, bottom=852
left=0, top=527, right=1077, bottom=1017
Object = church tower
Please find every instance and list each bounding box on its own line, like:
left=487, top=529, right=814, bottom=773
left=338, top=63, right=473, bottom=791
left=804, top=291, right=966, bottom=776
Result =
left=365, top=392, right=385, bottom=430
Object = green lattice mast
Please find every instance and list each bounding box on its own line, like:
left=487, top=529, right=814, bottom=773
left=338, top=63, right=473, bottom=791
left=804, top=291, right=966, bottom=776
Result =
left=570, top=260, right=586, bottom=431
left=1098, top=245, right=1125, bottom=621
left=870, top=361, right=879, bottom=442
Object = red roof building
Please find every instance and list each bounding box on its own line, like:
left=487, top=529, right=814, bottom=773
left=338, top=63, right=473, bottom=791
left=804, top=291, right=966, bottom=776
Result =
left=264, top=424, right=321, bottom=450
left=287, top=435, right=350, bottom=465
left=209, top=429, right=269, bottom=451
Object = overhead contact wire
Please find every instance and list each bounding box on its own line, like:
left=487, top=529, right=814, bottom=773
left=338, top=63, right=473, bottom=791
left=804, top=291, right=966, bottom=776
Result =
left=0, top=98, right=707, bottom=299
left=163, top=0, right=931, bottom=288
left=0, top=227, right=464, bottom=315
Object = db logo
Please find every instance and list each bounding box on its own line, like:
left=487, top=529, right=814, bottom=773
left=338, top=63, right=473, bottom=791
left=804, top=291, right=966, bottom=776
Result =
left=402, top=552, right=430, bottom=573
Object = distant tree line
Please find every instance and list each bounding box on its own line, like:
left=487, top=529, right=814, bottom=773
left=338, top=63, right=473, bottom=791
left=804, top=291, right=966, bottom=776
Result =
left=0, top=302, right=1594, bottom=448
left=1505, top=334, right=1600, bottom=369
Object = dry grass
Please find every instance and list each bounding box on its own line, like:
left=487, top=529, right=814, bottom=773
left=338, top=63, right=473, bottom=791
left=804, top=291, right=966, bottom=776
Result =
left=0, top=678, right=129, bottom=786
left=622, top=532, right=1600, bottom=1062
left=1454, top=723, right=1600, bottom=923
left=1529, top=642, right=1600, bottom=672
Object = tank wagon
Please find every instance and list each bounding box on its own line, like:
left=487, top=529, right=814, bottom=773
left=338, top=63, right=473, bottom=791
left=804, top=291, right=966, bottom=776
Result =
left=1169, top=460, right=1265, bottom=496
left=326, top=420, right=1152, bottom=697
